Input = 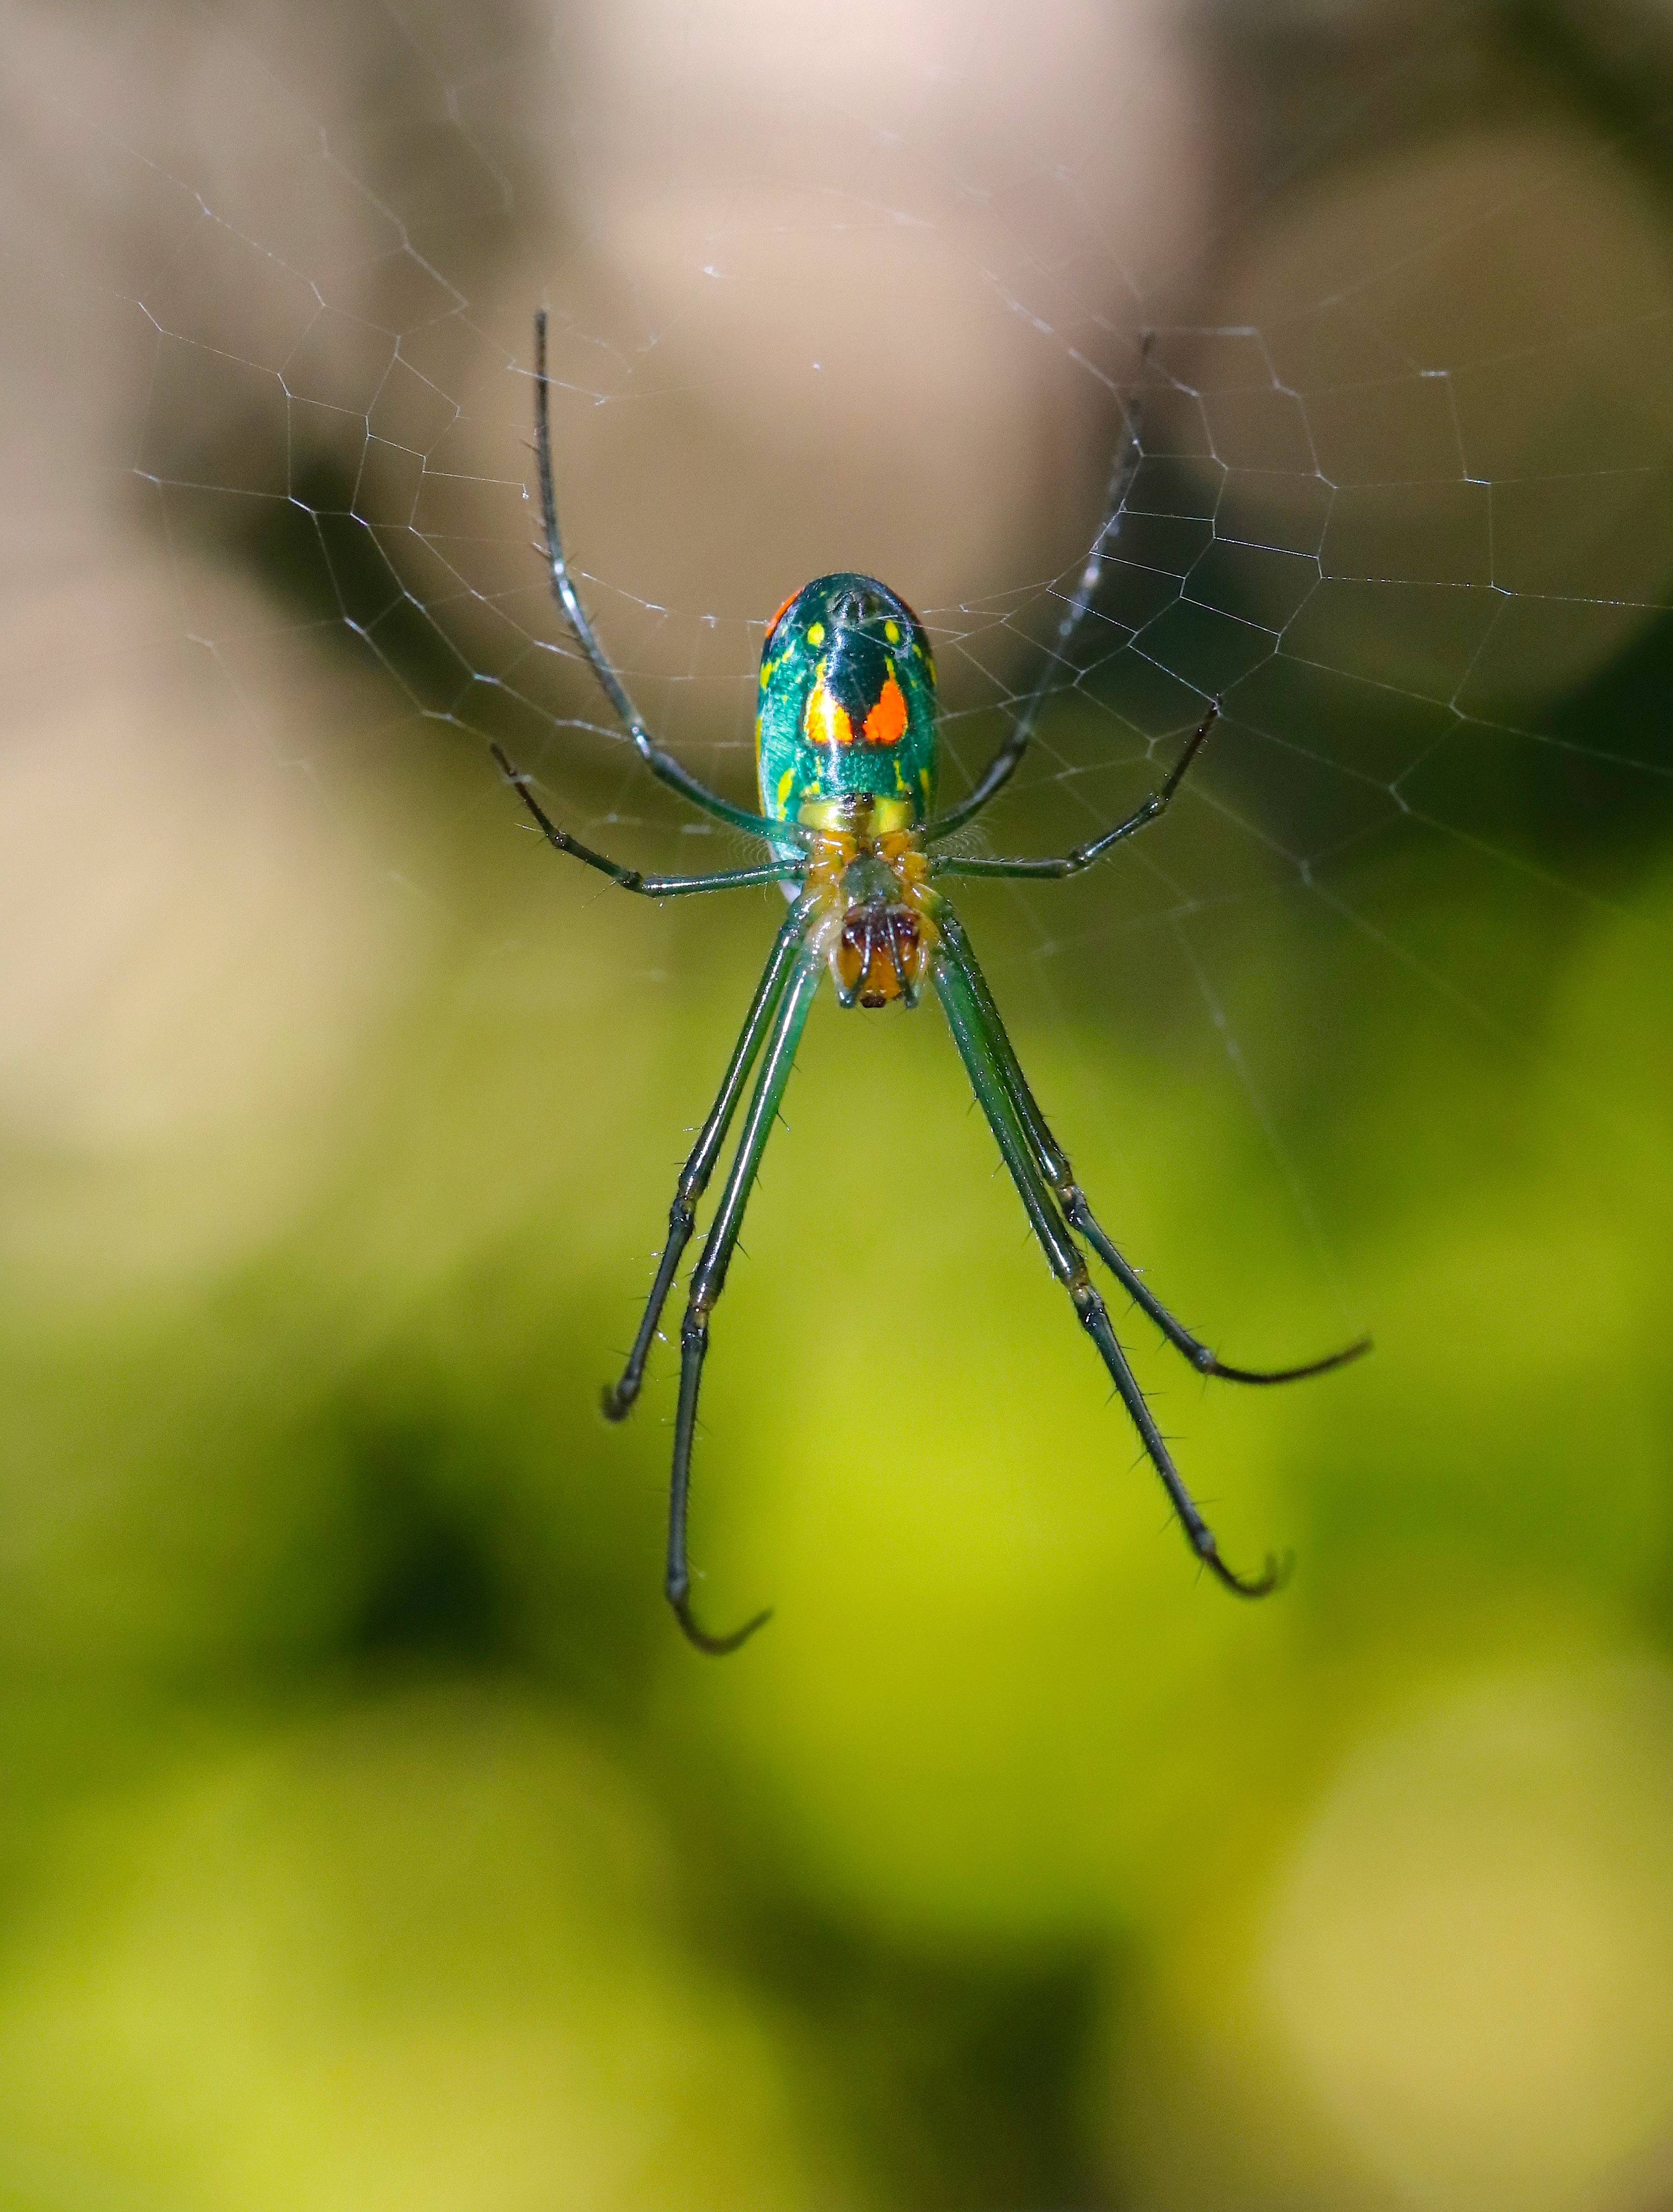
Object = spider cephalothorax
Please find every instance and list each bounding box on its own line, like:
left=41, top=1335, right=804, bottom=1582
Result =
left=494, top=309, right=1370, bottom=1654
left=792, top=797, right=938, bottom=1009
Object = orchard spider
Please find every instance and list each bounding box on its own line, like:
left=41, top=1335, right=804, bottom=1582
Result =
left=494, top=311, right=1368, bottom=1652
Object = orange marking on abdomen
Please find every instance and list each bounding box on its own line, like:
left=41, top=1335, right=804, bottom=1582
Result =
left=766, top=592, right=796, bottom=641
left=805, top=685, right=855, bottom=748
left=863, top=669, right=908, bottom=747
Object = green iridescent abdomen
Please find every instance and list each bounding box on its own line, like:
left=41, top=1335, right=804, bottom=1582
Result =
left=756, top=573, right=938, bottom=842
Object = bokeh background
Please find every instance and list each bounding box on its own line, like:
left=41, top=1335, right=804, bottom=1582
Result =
left=2, top=2, right=1672, bottom=2206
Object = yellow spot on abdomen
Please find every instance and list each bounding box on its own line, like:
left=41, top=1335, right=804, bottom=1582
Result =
left=806, top=621, right=826, bottom=646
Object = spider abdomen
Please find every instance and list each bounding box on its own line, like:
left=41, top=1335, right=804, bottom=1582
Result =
left=756, top=572, right=939, bottom=839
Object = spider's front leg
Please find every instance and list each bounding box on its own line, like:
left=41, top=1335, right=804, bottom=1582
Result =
left=930, top=903, right=1296, bottom=1598
left=603, top=897, right=815, bottom=1421
left=661, top=943, right=824, bottom=1654
left=936, top=906, right=1370, bottom=1389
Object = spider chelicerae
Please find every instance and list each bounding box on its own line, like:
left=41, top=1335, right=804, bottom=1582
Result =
left=495, top=310, right=1369, bottom=1654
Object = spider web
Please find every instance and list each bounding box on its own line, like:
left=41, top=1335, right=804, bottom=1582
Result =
left=6, top=0, right=1672, bottom=1301
left=7, top=8, right=1673, bottom=2204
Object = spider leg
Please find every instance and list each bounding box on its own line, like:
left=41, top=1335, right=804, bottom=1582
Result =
left=491, top=744, right=801, bottom=897
left=604, top=895, right=818, bottom=1420
left=924, top=414, right=1142, bottom=840
left=1059, top=1220, right=1371, bottom=1385
left=931, top=910, right=1284, bottom=1598
left=935, top=904, right=1370, bottom=1385
left=530, top=312, right=811, bottom=853
left=930, top=704, right=1216, bottom=875
left=666, top=943, right=824, bottom=1654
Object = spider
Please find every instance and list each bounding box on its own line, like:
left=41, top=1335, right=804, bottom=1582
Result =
left=495, top=310, right=1369, bottom=1655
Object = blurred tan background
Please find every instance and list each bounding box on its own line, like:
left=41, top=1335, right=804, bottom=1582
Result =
left=2, top=1, right=1671, bottom=2206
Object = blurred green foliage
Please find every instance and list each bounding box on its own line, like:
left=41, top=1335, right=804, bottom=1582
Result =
left=1, top=670, right=1669, bottom=2204
left=7, top=0, right=1673, bottom=2198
